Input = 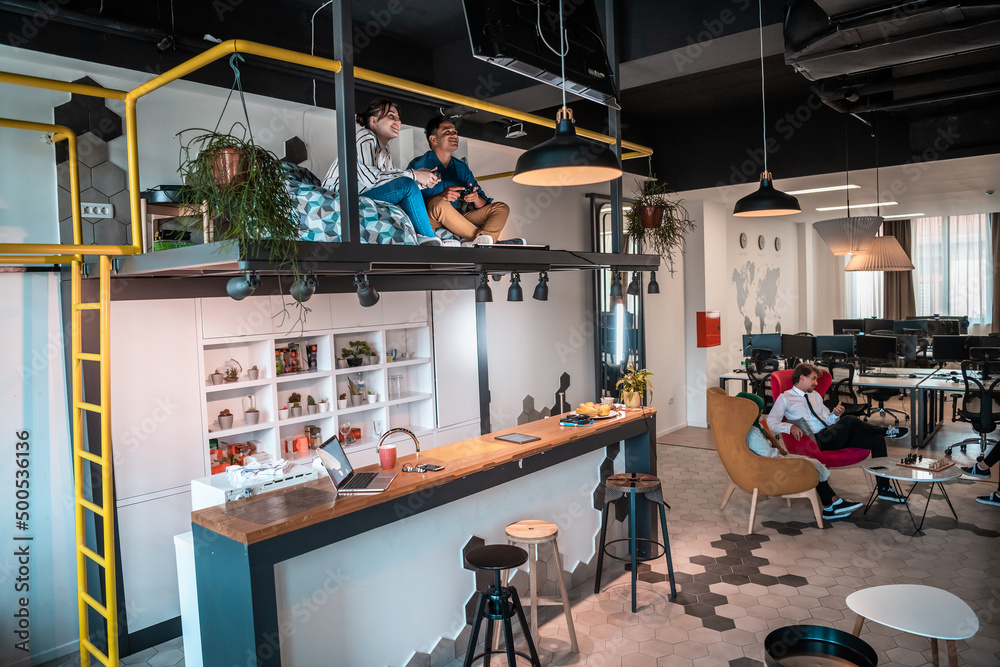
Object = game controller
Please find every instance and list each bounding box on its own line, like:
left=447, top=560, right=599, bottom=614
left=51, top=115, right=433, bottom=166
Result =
left=459, top=184, right=476, bottom=197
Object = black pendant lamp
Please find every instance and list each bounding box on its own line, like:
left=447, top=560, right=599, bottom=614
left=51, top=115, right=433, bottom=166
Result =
left=511, top=2, right=622, bottom=187
left=732, top=0, right=800, bottom=218
left=647, top=271, right=660, bottom=294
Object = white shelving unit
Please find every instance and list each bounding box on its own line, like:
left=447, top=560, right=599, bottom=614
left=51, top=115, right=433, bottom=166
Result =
left=196, top=295, right=436, bottom=474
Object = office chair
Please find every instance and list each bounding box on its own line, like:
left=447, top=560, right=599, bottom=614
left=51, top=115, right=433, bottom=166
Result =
left=903, top=328, right=931, bottom=367
left=818, top=351, right=866, bottom=418
left=745, top=349, right=779, bottom=411
left=946, top=357, right=1000, bottom=456
left=859, top=349, right=910, bottom=425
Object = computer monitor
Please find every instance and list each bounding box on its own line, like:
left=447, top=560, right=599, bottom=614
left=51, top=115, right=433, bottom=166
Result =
left=855, top=335, right=897, bottom=364
left=926, top=319, right=960, bottom=336
left=894, top=319, right=928, bottom=334
left=832, top=319, right=864, bottom=335
left=894, top=334, right=918, bottom=362
left=863, top=318, right=894, bottom=334
left=741, top=333, right=781, bottom=358
left=931, top=335, right=967, bottom=362
left=781, top=334, right=814, bottom=361
left=814, top=335, right=854, bottom=359
left=976, top=335, right=1000, bottom=349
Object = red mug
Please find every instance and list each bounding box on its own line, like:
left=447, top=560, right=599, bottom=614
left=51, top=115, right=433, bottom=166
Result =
left=378, top=444, right=397, bottom=470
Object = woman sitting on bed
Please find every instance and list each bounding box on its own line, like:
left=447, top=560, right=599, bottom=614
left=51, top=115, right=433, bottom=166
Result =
left=323, top=98, right=454, bottom=246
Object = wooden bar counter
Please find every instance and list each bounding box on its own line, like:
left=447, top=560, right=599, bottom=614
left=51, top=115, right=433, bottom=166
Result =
left=192, top=407, right=657, bottom=666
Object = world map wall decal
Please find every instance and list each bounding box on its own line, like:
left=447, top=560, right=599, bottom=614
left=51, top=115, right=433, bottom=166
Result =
left=733, top=261, right=782, bottom=334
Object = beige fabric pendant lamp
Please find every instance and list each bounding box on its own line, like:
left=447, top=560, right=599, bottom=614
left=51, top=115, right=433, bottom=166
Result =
left=844, top=236, right=914, bottom=271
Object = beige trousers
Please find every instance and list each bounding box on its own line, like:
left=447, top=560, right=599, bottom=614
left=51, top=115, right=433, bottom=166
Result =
left=426, top=194, right=509, bottom=241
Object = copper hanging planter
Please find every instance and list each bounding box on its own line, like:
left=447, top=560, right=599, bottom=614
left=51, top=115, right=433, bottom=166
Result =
left=639, top=205, right=663, bottom=229
left=212, top=148, right=244, bottom=187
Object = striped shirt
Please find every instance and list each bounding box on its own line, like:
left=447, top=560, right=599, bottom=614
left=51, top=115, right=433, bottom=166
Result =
left=322, top=128, right=413, bottom=193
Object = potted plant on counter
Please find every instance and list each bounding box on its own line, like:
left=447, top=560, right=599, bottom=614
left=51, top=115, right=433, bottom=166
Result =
left=624, top=178, right=695, bottom=275
left=616, top=365, right=653, bottom=408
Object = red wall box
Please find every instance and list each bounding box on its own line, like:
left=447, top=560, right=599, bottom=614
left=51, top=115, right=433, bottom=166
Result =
left=697, top=311, right=721, bottom=347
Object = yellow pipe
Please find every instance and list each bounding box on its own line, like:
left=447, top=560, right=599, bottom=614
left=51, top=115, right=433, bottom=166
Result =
left=354, top=66, right=652, bottom=158
left=126, top=39, right=341, bottom=101
left=0, top=255, right=74, bottom=264
left=0, top=243, right=130, bottom=255
left=125, top=97, right=142, bottom=254
left=98, top=255, right=118, bottom=665
left=0, top=71, right=127, bottom=100
left=70, top=261, right=88, bottom=667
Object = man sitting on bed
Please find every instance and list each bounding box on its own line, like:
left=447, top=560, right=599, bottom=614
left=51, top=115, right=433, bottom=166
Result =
left=406, top=116, right=523, bottom=247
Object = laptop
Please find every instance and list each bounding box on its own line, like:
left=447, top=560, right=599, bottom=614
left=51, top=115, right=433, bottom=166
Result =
left=317, top=436, right=396, bottom=494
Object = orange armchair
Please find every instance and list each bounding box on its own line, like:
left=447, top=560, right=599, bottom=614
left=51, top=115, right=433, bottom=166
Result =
left=707, top=388, right=823, bottom=534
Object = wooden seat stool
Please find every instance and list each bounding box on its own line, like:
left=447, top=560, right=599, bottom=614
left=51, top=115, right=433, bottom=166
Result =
left=594, top=472, right=678, bottom=612
left=463, top=544, right=541, bottom=667
left=496, top=520, right=578, bottom=653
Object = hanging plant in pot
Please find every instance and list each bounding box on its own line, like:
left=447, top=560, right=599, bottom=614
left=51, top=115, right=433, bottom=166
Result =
left=624, top=178, right=695, bottom=275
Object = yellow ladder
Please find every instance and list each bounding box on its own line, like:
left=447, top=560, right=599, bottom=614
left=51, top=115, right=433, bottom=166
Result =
left=70, top=255, right=119, bottom=666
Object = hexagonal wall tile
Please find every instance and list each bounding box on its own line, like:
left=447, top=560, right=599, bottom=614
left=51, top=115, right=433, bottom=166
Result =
left=92, top=161, right=125, bottom=196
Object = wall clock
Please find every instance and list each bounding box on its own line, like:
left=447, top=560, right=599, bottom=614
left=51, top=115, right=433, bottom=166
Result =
left=758, top=235, right=766, bottom=250
left=774, top=237, right=781, bottom=251
left=739, top=233, right=747, bottom=249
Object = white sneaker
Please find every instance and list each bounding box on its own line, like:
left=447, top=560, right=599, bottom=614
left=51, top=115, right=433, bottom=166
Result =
left=416, top=234, right=442, bottom=246
left=461, top=236, right=494, bottom=248
left=439, top=238, right=462, bottom=247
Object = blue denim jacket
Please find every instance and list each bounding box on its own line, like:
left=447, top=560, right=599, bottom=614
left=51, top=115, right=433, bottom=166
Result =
left=406, top=150, right=493, bottom=209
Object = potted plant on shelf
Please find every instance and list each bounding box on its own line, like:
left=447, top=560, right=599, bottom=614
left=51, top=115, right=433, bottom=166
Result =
left=616, top=365, right=653, bottom=409
left=624, top=178, right=695, bottom=275
left=341, top=346, right=364, bottom=367
left=243, top=394, right=260, bottom=425
left=288, top=392, right=302, bottom=417
left=247, top=364, right=259, bottom=380
left=307, top=395, right=318, bottom=415
left=278, top=405, right=289, bottom=420
left=218, top=408, right=234, bottom=430
left=210, top=371, right=224, bottom=385
left=367, top=389, right=377, bottom=404
left=337, top=392, right=348, bottom=410
left=348, top=378, right=363, bottom=406
left=318, top=397, right=329, bottom=412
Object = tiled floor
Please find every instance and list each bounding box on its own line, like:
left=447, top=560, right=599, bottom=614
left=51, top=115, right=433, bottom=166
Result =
left=43, top=410, right=999, bottom=667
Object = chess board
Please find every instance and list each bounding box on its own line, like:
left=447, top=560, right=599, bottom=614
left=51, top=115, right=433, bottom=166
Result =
left=896, top=458, right=955, bottom=472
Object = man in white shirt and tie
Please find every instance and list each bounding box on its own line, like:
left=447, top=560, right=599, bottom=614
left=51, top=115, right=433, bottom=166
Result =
left=767, top=363, right=905, bottom=502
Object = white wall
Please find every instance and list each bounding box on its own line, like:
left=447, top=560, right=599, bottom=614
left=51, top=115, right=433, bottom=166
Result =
left=0, top=274, right=78, bottom=666
left=644, top=252, right=688, bottom=434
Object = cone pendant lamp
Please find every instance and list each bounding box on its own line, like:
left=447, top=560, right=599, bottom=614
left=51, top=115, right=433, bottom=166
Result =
left=813, top=121, right=881, bottom=253
left=844, top=236, right=914, bottom=271
left=733, top=0, right=800, bottom=217
left=511, top=0, right=622, bottom=187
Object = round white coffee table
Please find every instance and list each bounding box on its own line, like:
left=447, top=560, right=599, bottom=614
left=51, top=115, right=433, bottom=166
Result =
left=861, top=456, right=962, bottom=532
left=847, top=585, right=978, bottom=667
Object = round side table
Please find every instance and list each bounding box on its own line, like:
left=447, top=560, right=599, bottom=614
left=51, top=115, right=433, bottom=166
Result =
left=847, top=584, right=978, bottom=667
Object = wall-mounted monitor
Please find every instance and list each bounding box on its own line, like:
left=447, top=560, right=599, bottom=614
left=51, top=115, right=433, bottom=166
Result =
left=741, top=333, right=781, bottom=358
left=855, top=335, right=897, bottom=363
left=814, top=335, right=854, bottom=358
left=833, top=319, right=864, bottom=335
left=781, top=334, right=815, bottom=361
left=863, top=318, right=894, bottom=334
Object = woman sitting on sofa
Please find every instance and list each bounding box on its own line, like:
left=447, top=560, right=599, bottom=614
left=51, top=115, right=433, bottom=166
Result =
left=323, top=98, right=454, bottom=246
left=736, top=391, right=862, bottom=521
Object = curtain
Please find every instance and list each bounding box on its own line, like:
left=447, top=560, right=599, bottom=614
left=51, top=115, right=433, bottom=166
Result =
left=913, top=217, right=945, bottom=315
left=993, top=212, right=1000, bottom=333
left=883, top=219, right=916, bottom=319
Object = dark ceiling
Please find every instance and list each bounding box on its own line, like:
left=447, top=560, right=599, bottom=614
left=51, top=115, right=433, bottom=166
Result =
left=2, top=0, right=998, bottom=192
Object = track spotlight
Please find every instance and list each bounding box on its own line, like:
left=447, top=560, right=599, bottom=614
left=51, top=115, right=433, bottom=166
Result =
left=627, top=271, right=641, bottom=296
left=647, top=271, right=660, bottom=294
left=507, top=272, right=523, bottom=302
left=290, top=273, right=318, bottom=302
left=226, top=272, right=260, bottom=301
left=609, top=272, right=623, bottom=298
left=532, top=271, right=549, bottom=301
left=475, top=271, right=493, bottom=303
left=353, top=272, right=380, bottom=307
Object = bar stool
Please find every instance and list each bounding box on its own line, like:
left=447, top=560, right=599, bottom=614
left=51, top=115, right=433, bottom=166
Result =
left=594, top=472, right=677, bottom=612
left=463, top=544, right=541, bottom=667
left=497, top=520, right=578, bottom=652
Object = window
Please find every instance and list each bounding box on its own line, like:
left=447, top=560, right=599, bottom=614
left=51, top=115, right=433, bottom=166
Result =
left=846, top=261, right=884, bottom=318
left=913, top=214, right=992, bottom=329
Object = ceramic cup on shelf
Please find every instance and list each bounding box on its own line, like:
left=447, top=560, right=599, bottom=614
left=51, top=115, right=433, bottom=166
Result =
left=319, top=400, right=329, bottom=412
left=367, top=393, right=377, bottom=404
left=278, top=407, right=289, bottom=420
left=211, top=373, right=224, bottom=385
left=245, top=410, right=260, bottom=425
left=337, top=399, right=348, bottom=410
left=247, top=368, right=259, bottom=380
left=350, top=394, right=363, bottom=407
left=337, top=359, right=347, bottom=369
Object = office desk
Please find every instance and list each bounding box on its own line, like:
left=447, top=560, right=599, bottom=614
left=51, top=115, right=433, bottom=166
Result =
left=916, top=371, right=974, bottom=446
left=719, top=370, right=749, bottom=393
left=852, top=373, right=923, bottom=447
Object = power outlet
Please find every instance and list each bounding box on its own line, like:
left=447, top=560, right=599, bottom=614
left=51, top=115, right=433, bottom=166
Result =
left=81, top=202, right=114, bottom=219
